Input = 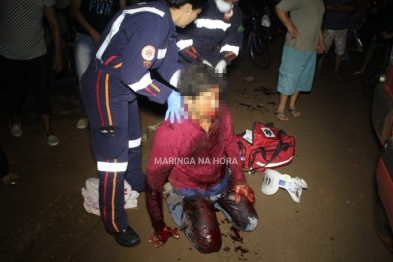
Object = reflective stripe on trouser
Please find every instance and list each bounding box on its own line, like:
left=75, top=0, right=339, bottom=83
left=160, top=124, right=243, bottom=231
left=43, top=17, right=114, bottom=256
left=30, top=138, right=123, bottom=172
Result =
left=165, top=184, right=259, bottom=253
left=81, top=57, right=145, bottom=232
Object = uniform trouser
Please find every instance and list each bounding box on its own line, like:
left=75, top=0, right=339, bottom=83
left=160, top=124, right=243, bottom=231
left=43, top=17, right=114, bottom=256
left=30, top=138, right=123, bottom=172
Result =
left=0, top=55, right=51, bottom=115
left=166, top=184, right=259, bottom=253
left=81, top=70, right=145, bottom=233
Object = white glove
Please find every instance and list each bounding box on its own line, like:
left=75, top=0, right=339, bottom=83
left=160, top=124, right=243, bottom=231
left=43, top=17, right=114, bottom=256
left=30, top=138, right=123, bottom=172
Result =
left=169, top=69, right=181, bottom=88
left=202, top=60, right=213, bottom=68
left=215, top=59, right=227, bottom=74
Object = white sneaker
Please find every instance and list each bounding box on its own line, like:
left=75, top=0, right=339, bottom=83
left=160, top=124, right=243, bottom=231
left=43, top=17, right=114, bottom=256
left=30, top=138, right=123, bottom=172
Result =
left=10, top=124, right=22, bottom=137
left=76, top=114, right=88, bottom=129
left=46, top=134, right=59, bottom=146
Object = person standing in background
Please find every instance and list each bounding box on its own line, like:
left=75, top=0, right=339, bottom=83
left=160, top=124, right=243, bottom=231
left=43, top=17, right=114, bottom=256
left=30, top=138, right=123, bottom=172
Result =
left=71, top=0, right=126, bottom=129
left=274, top=0, right=325, bottom=121
left=0, top=0, right=63, bottom=146
left=316, top=0, right=356, bottom=80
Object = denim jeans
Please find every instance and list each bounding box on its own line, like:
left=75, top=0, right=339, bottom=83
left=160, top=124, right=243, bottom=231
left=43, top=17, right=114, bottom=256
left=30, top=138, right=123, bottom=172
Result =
left=165, top=184, right=258, bottom=253
left=74, top=33, right=95, bottom=113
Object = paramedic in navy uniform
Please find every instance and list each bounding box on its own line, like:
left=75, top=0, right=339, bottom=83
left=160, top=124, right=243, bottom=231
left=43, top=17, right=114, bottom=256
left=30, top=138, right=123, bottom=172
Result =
left=80, top=0, right=208, bottom=248
left=176, top=0, right=243, bottom=73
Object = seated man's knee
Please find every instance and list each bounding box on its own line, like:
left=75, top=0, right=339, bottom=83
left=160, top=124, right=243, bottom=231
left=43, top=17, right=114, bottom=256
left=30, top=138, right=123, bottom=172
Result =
left=189, top=227, right=222, bottom=253
left=183, top=196, right=222, bottom=253
left=242, top=216, right=258, bottom=232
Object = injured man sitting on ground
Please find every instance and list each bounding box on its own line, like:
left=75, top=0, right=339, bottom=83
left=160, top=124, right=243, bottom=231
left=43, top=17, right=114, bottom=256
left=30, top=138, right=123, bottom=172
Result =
left=145, top=62, right=259, bottom=253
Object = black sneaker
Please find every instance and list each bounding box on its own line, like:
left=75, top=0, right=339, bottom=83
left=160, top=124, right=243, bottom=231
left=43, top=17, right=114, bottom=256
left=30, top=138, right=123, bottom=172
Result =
left=108, top=226, right=141, bottom=248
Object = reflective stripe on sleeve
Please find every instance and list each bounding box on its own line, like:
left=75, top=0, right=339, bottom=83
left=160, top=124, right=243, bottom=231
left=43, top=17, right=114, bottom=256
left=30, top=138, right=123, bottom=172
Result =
left=176, top=39, right=193, bottom=50
left=129, top=137, right=142, bottom=148
left=157, top=49, right=167, bottom=59
left=97, top=161, right=128, bottom=172
left=195, top=19, right=231, bottom=31
left=220, top=44, right=239, bottom=55
left=96, top=7, right=165, bottom=61
left=128, top=72, right=152, bottom=92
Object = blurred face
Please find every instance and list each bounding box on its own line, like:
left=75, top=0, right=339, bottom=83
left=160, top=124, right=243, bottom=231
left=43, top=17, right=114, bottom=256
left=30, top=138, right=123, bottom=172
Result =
left=215, top=0, right=238, bottom=13
left=184, top=86, right=220, bottom=120
left=175, top=4, right=202, bottom=28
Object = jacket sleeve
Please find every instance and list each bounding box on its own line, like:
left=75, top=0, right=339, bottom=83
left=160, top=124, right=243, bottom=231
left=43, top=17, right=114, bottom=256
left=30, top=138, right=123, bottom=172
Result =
left=120, top=18, right=173, bottom=104
left=219, top=8, right=244, bottom=66
left=155, top=36, right=185, bottom=85
left=222, top=107, right=247, bottom=185
left=146, top=122, right=176, bottom=231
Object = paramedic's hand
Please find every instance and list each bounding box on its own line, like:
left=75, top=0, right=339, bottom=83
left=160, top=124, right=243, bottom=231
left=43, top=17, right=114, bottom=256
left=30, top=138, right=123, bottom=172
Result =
left=165, top=90, right=184, bottom=124
left=215, top=59, right=227, bottom=74
left=287, top=24, right=297, bottom=39
left=234, top=183, right=255, bottom=205
left=148, top=226, right=180, bottom=248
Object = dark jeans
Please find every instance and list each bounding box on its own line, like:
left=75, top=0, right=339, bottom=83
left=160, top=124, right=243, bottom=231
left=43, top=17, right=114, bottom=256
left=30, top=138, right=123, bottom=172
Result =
left=0, top=55, right=52, bottom=115
left=166, top=184, right=259, bottom=253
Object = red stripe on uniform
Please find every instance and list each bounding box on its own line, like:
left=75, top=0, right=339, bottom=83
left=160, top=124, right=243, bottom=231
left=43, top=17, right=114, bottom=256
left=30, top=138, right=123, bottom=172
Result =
left=145, top=87, right=157, bottom=96
left=185, top=48, right=198, bottom=59
left=104, top=56, right=117, bottom=66
left=95, top=56, right=117, bottom=127
left=96, top=71, right=105, bottom=126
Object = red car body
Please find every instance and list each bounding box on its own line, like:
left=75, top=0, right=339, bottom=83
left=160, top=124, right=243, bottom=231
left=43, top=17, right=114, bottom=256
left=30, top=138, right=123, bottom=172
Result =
left=372, top=46, right=393, bottom=252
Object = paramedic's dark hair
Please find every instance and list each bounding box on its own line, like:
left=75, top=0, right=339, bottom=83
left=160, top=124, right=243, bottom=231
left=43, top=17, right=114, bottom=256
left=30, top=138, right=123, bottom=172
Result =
left=166, top=0, right=208, bottom=10
left=177, top=62, right=225, bottom=98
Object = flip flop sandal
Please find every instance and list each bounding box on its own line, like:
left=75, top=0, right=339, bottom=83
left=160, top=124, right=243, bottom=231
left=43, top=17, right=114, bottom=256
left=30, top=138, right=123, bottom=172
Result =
left=274, top=111, right=289, bottom=121
left=288, top=108, right=301, bottom=117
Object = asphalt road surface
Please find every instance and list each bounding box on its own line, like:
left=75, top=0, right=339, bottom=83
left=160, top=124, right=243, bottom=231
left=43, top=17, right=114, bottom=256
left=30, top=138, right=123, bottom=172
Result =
left=1, top=34, right=392, bottom=262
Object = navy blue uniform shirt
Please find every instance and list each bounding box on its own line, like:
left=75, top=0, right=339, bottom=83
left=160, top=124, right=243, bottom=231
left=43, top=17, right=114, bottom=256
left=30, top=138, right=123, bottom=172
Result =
left=81, top=0, right=183, bottom=104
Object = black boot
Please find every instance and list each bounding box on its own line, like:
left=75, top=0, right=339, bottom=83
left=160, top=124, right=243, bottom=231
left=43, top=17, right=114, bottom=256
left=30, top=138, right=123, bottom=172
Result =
left=108, top=226, right=141, bottom=247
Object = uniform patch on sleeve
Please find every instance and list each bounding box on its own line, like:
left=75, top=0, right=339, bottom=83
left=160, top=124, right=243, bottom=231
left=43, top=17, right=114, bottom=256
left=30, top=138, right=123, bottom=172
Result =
left=141, top=45, right=155, bottom=61
left=237, top=25, right=244, bottom=33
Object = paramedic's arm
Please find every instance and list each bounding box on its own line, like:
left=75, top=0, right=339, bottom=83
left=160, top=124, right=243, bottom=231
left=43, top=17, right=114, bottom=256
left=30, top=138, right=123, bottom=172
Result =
left=71, top=0, right=101, bottom=43
left=218, top=9, right=244, bottom=67
left=276, top=7, right=297, bottom=39
left=121, top=20, right=176, bottom=104
left=44, top=5, right=63, bottom=73
left=156, top=37, right=185, bottom=87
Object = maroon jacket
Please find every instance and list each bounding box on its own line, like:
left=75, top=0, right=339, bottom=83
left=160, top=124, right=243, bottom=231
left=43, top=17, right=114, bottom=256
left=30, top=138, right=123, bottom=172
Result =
left=146, top=108, right=246, bottom=231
